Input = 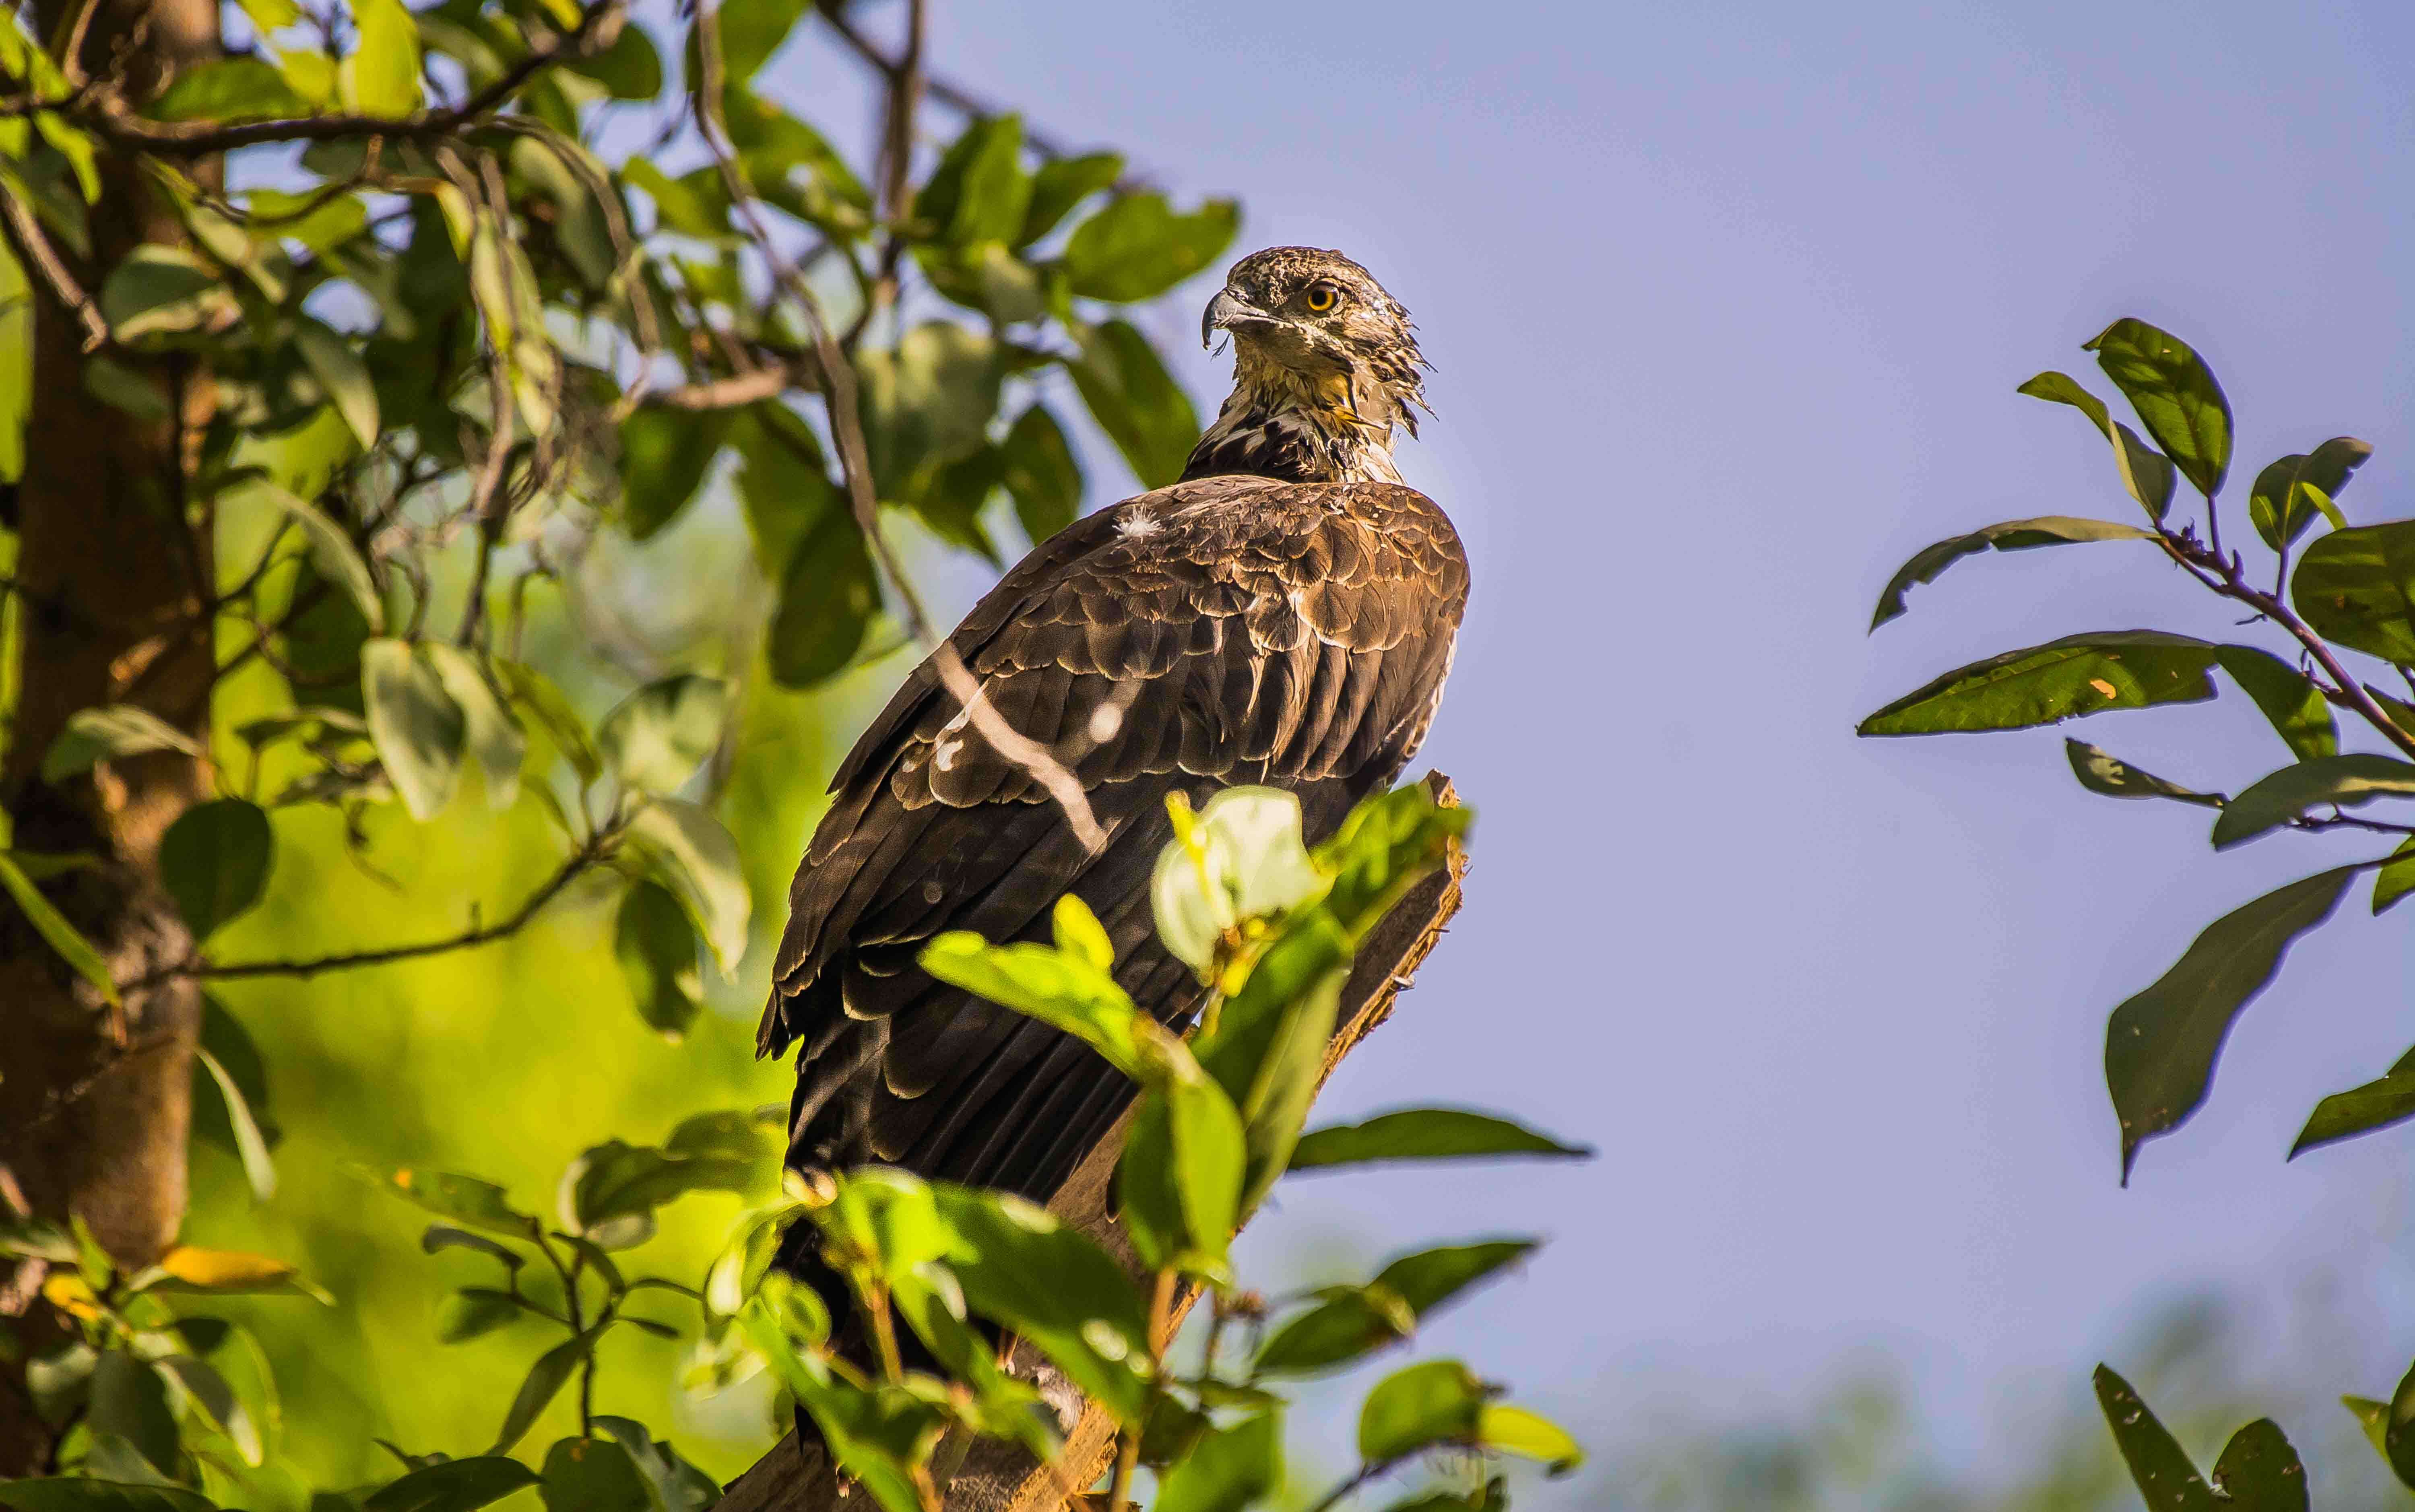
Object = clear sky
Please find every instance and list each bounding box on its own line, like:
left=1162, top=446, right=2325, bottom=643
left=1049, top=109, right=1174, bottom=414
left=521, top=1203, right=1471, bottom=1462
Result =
left=766, top=1, right=2415, bottom=1499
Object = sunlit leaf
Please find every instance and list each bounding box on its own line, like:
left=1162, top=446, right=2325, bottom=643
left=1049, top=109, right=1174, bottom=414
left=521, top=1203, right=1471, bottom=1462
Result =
left=1858, top=631, right=2218, bottom=737
left=194, top=1045, right=276, bottom=1203
left=1069, top=318, right=1196, bottom=488
left=219, top=477, right=386, bottom=633
left=342, top=0, right=422, bottom=115
left=293, top=316, right=380, bottom=449
left=40, top=705, right=203, bottom=782
left=2248, top=437, right=2371, bottom=550
left=2291, top=1044, right=2415, bottom=1159
left=599, top=674, right=727, bottom=794
left=1358, top=1359, right=1489, bottom=1465
left=1154, top=1409, right=1280, bottom=1512
left=361, top=1454, right=539, bottom=1512
left=1289, top=1108, right=1591, bottom=1173
left=2213, top=646, right=2335, bottom=762
left=2211, top=754, right=2415, bottom=849
left=2291, top=521, right=2415, bottom=665
left=362, top=1165, right=542, bottom=1240
left=2083, top=319, right=2231, bottom=498
left=626, top=797, right=750, bottom=976
left=361, top=639, right=466, bottom=821
left=1063, top=194, right=1238, bottom=303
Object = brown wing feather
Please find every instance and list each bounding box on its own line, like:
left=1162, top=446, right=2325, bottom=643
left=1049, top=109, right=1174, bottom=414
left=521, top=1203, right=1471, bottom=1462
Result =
left=761, top=474, right=1466, bottom=1200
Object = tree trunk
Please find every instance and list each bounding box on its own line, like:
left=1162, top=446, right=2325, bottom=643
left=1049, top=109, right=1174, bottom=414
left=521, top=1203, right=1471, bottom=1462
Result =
left=0, top=0, right=220, bottom=1475
left=714, top=774, right=1468, bottom=1512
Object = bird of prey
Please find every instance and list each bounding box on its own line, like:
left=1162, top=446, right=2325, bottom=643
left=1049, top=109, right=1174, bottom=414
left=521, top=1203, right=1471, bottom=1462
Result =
left=760, top=245, right=1468, bottom=1215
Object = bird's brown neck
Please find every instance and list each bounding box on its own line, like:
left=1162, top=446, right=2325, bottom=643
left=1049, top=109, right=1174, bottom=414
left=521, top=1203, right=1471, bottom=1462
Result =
left=1180, top=367, right=1402, bottom=485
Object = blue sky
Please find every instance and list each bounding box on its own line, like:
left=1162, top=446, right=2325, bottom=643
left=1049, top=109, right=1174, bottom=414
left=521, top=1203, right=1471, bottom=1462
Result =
left=763, top=0, right=2415, bottom=1495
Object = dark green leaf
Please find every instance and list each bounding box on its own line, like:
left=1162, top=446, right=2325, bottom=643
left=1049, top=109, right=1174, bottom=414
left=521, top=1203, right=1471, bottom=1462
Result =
left=100, top=245, right=238, bottom=345
left=361, top=1456, right=539, bottom=1512
left=1857, top=631, right=2218, bottom=738
left=2375, top=838, right=2415, bottom=915
left=194, top=1045, right=276, bottom=1203
left=2017, top=369, right=2176, bottom=520
left=599, top=674, right=727, bottom=794
left=2064, top=741, right=2223, bottom=808
left=1313, top=784, right=1472, bottom=940
left=538, top=1436, right=651, bottom=1512
left=507, top=135, right=619, bottom=294
left=566, top=20, right=661, bottom=99
left=928, top=1185, right=1150, bottom=1421
left=492, top=1327, right=603, bottom=1455
left=495, top=660, right=599, bottom=786
left=159, top=798, right=272, bottom=941
left=2291, top=1044, right=2415, bottom=1158
left=1257, top=1242, right=1536, bottom=1377
left=714, top=0, right=809, bottom=84
left=1358, top=1359, right=1488, bottom=1465
left=1233, top=965, right=1344, bottom=1215
left=857, top=322, right=1000, bottom=500
left=150, top=57, right=312, bottom=121
left=41, top=704, right=204, bottom=782
left=625, top=797, right=750, bottom=976
left=0, top=1483, right=217, bottom=1511
left=1373, top=1479, right=1506, bottom=1512
left=2248, top=437, right=2372, bottom=550
left=2084, top=319, right=2231, bottom=498
left=1154, top=1410, right=1281, bottom=1512
left=1288, top=1108, right=1591, bottom=1174
left=735, top=402, right=841, bottom=583
left=361, top=1166, right=541, bottom=1240
left=419, top=1226, right=524, bottom=1270
left=1063, top=194, right=1238, bottom=303
left=2213, top=646, right=2336, bottom=762
left=2093, top=1365, right=2213, bottom=1511
left=2211, top=754, right=2415, bottom=849
left=2209, top=1417, right=2308, bottom=1510
left=767, top=508, right=879, bottom=689
left=1000, top=404, right=1081, bottom=543
left=1381, top=1239, right=1539, bottom=1313
left=566, top=1140, right=750, bottom=1242
left=361, top=638, right=466, bottom=821
left=591, top=1417, right=719, bottom=1512
left=2291, top=521, right=2415, bottom=665
left=2107, top=868, right=2357, bottom=1181
left=85, top=1353, right=178, bottom=1487
left=1019, top=153, right=1123, bottom=247
left=0, top=851, right=118, bottom=1010
left=436, top=1288, right=526, bottom=1344
left=1069, top=318, right=1197, bottom=489
left=2389, top=1359, right=2415, bottom=1491
left=615, top=880, right=702, bottom=1039
left=616, top=406, right=733, bottom=540
left=1869, top=516, right=2153, bottom=631
left=193, top=994, right=277, bottom=1163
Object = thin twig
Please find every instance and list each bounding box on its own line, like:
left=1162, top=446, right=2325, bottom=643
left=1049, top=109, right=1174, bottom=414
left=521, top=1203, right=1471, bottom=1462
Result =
left=0, top=178, right=108, bottom=350
left=643, top=360, right=806, bottom=411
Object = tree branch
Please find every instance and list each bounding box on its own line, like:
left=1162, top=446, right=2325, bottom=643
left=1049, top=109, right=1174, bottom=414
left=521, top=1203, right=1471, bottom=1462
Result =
left=0, top=178, right=108, bottom=351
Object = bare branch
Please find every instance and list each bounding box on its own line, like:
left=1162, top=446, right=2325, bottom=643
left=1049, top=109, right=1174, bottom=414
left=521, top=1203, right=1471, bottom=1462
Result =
left=0, top=177, right=108, bottom=351
left=644, top=360, right=807, bottom=412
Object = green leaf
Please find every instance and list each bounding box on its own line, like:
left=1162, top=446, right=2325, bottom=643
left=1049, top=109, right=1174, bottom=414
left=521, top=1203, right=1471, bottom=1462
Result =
left=1373, top=1481, right=1505, bottom=1512
left=2291, top=1044, right=2415, bottom=1158
left=1857, top=631, right=2218, bottom=737
left=1289, top=1108, right=1591, bottom=1174
left=1170, top=1075, right=1246, bottom=1262
left=220, top=478, right=386, bottom=633
left=2291, top=520, right=2415, bottom=665
left=767, top=507, right=879, bottom=688
left=626, top=798, right=751, bottom=976
left=292, top=317, right=380, bottom=450
left=1154, top=1409, right=1281, bottom=1512
left=361, top=1165, right=542, bottom=1240
left=492, top=1326, right=603, bottom=1455
left=615, top=879, right=701, bottom=1039
left=564, top=1139, right=750, bottom=1244
left=496, top=660, right=600, bottom=786
left=713, top=0, right=810, bottom=84
left=2064, top=741, right=2223, bottom=807
left=2388, top=1359, right=2415, bottom=1491
left=2107, top=867, right=2357, bottom=1181
left=947, top=116, right=1031, bottom=247
left=1313, top=784, right=1472, bottom=938
left=1019, top=153, right=1123, bottom=247
left=2375, top=837, right=2415, bottom=915
left=539, top=1437, right=653, bottom=1512
left=1234, top=965, right=1344, bottom=1214
left=2210, top=753, right=2415, bottom=849
left=159, top=798, right=272, bottom=941
left=623, top=159, right=731, bottom=244
left=592, top=1418, right=719, bottom=1512
left=599, top=675, right=728, bottom=794
left=2248, top=437, right=2372, bottom=550
left=508, top=135, right=619, bottom=293
left=40, top=705, right=204, bottom=782
left=193, top=994, right=278, bottom=1170
left=919, top=932, right=1150, bottom=1077
left=0, top=851, right=118, bottom=1010
left=2213, top=646, right=2336, bottom=762
left=341, top=0, right=422, bottom=114
left=1000, top=404, right=1082, bottom=543
left=1257, top=1241, right=1536, bottom=1378
left=423, top=646, right=525, bottom=811
left=1063, top=194, right=1239, bottom=303
left=2083, top=319, right=2232, bottom=498
left=361, top=1456, right=540, bottom=1512
left=2345, top=1396, right=2395, bottom=1475
left=1477, top=1404, right=1584, bottom=1475
left=1358, top=1359, right=1489, bottom=1465
left=1069, top=318, right=1197, bottom=489
left=149, top=56, right=312, bottom=121
left=2017, top=370, right=2177, bottom=520
left=0, top=241, right=29, bottom=482
left=858, top=322, right=1001, bottom=500
left=735, top=402, right=841, bottom=582
left=927, top=1185, right=1151, bottom=1421
left=194, top=1044, right=276, bottom=1203
left=99, top=244, right=238, bottom=345
left=86, top=1351, right=178, bottom=1484
left=2093, top=1365, right=2213, bottom=1511
left=0, top=1483, right=217, bottom=1511
left=361, top=639, right=466, bottom=821
left=420, top=1225, right=524, bottom=1269
left=567, top=20, right=661, bottom=98
left=435, top=1288, right=525, bottom=1345
left=1868, top=516, right=2153, bottom=631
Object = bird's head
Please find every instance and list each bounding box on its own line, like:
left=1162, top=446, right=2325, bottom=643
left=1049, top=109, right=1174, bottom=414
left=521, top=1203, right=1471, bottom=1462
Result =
left=1183, top=246, right=1428, bottom=485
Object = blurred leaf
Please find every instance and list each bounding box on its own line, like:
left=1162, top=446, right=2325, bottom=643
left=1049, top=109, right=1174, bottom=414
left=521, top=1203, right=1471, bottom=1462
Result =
left=768, top=507, right=879, bottom=688
left=2213, top=646, right=2336, bottom=762
left=1313, top=784, right=1472, bottom=938
left=361, top=1456, right=539, bottom=1511
left=160, top=798, right=272, bottom=941
left=1358, top=1359, right=1488, bottom=1465
left=1053, top=893, right=1114, bottom=971
left=148, top=1245, right=329, bottom=1302
left=0, top=241, right=28, bottom=481
left=2211, top=754, right=2415, bottom=848
left=341, top=0, right=422, bottom=114
left=1289, top=1108, right=1591, bottom=1173
left=914, top=116, right=1027, bottom=246
left=151, top=56, right=312, bottom=120
left=921, top=931, right=1147, bottom=1078
left=0, top=1482, right=216, bottom=1510
left=622, top=159, right=731, bottom=243
left=496, top=659, right=600, bottom=786
left=435, top=1288, right=525, bottom=1344
left=1000, top=404, right=1082, bottom=543
left=567, top=20, right=661, bottom=98
left=858, top=322, right=1000, bottom=499
left=100, top=244, right=237, bottom=344
left=1233, top=965, right=1342, bottom=1213
left=2093, top=1365, right=2213, bottom=1511
left=292, top=317, right=380, bottom=449
left=1477, top=1405, right=1584, bottom=1475
left=616, top=880, right=702, bottom=1038
left=592, top=1417, right=719, bottom=1512
left=157, top=1348, right=261, bottom=1464
left=2375, top=838, right=2415, bottom=915
left=2249, top=437, right=2371, bottom=550
left=2386, top=1358, right=2415, bottom=1492
left=0, top=851, right=119, bottom=1011
left=1374, top=1480, right=1506, bottom=1512
left=509, top=135, right=619, bottom=293
left=1069, top=318, right=1197, bottom=488
left=1019, top=152, right=1123, bottom=247
left=2064, top=741, right=2223, bottom=808
left=2293, top=1045, right=2415, bottom=1158
left=1154, top=1409, right=1280, bottom=1512
left=86, top=1352, right=178, bottom=1485
left=362, top=639, right=466, bottom=820
left=713, top=0, right=809, bottom=84
left=566, top=1139, right=751, bottom=1242
left=735, top=402, right=841, bottom=582
left=1063, top=193, right=1238, bottom=302
left=222, top=478, right=386, bottom=633
left=1857, top=631, right=2218, bottom=737
left=1868, top=516, right=2153, bottom=631
left=1170, top=1075, right=1246, bottom=1262
left=2205, top=1420, right=2307, bottom=1511
left=538, top=1436, right=652, bottom=1512
left=2017, top=371, right=2176, bottom=520
left=2344, top=1397, right=2395, bottom=1476
left=83, top=355, right=170, bottom=422
left=1255, top=1286, right=1415, bottom=1378
left=927, top=1185, right=1151, bottom=1420
left=420, top=1226, right=524, bottom=1269
left=626, top=797, right=751, bottom=975
left=2107, top=866, right=2357, bottom=1182
left=599, top=675, right=728, bottom=794
left=364, top=1165, right=542, bottom=1239
left=423, top=646, right=525, bottom=811
left=41, top=704, right=203, bottom=782
left=193, top=993, right=278, bottom=1161
left=194, top=1046, right=276, bottom=1203
left=2083, top=319, right=2231, bottom=497
left=2291, top=521, right=2415, bottom=665
left=492, top=1326, right=603, bottom=1455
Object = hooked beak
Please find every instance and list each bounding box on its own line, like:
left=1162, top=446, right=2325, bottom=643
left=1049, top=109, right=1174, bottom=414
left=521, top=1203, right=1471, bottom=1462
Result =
left=1201, top=286, right=1280, bottom=348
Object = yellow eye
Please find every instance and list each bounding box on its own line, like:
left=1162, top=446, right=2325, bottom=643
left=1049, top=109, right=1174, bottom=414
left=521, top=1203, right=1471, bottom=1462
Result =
left=1302, top=283, right=1339, bottom=313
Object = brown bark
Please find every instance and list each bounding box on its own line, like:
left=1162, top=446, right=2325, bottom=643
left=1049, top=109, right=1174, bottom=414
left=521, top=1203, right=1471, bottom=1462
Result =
left=0, top=0, right=220, bottom=1475
left=716, top=774, right=1469, bottom=1512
